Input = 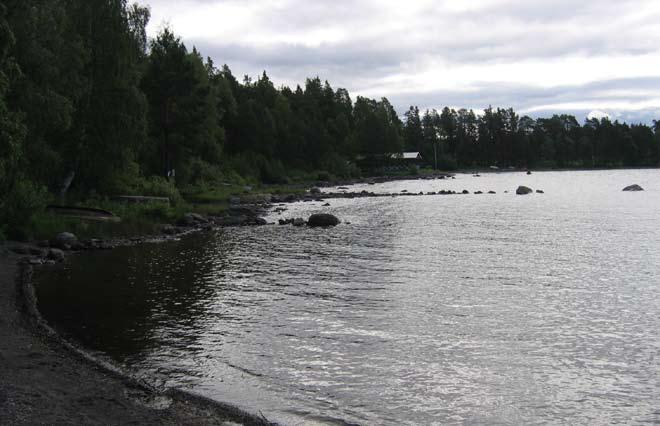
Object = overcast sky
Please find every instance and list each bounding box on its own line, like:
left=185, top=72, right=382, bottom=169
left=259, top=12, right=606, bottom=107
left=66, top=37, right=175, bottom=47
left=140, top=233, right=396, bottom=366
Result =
left=144, top=0, right=660, bottom=123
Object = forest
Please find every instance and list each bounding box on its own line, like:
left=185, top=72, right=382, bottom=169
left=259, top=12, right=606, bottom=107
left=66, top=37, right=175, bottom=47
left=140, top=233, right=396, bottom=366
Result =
left=1, top=0, right=659, bottom=238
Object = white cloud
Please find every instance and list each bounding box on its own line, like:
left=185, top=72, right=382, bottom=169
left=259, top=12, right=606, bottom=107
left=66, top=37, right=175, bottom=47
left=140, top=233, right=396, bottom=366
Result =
left=587, top=110, right=611, bottom=120
left=143, top=0, right=660, bottom=122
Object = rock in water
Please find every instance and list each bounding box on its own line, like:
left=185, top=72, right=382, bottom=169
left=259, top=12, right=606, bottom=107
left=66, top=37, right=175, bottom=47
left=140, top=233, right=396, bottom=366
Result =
left=623, top=184, right=644, bottom=191
left=47, top=248, right=65, bottom=262
left=292, top=218, right=306, bottom=227
left=51, top=232, right=78, bottom=249
left=307, top=213, right=340, bottom=227
left=516, top=186, right=533, bottom=195
left=309, top=187, right=321, bottom=195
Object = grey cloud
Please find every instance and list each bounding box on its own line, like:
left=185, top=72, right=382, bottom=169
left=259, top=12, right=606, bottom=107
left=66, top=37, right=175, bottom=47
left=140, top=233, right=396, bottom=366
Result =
left=146, top=0, right=660, bottom=123
left=382, top=77, right=660, bottom=123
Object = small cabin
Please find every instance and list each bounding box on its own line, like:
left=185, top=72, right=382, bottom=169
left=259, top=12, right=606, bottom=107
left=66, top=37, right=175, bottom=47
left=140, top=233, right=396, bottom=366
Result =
left=388, top=152, right=424, bottom=170
left=355, top=151, right=424, bottom=172
left=390, top=152, right=423, bottom=162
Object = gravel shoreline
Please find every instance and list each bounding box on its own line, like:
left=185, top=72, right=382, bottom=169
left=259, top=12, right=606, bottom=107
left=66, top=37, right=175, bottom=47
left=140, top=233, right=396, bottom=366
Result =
left=0, top=247, right=275, bottom=425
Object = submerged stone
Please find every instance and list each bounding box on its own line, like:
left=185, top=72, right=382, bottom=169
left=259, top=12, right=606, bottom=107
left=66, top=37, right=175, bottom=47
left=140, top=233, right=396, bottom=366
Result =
left=623, top=184, right=643, bottom=191
left=307, top=213, right=340, bottom=227
left=51, top=232, right=78, bottom=249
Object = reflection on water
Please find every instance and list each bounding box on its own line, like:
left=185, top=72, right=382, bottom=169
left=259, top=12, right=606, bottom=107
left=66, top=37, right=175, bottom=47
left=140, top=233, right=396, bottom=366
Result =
left=36, top=170, right=660, bottom=425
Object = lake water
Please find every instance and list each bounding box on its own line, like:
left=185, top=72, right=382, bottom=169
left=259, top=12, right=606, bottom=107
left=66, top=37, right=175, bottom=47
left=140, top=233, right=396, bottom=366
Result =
left=35, top=170, right=660, bottom=425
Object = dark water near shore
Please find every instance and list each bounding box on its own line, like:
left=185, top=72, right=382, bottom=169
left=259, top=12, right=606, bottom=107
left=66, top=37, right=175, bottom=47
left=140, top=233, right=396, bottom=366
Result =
left=35, top=170, right=660, bottom=425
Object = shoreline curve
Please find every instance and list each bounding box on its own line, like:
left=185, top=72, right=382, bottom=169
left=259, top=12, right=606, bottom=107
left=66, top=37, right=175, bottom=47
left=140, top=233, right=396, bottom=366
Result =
left=0, top=250, right=277, bottom=425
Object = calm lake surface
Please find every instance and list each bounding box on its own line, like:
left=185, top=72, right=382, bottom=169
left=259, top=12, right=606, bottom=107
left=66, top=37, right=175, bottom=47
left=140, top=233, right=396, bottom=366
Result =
left=35, top=170, right=660, bottom=425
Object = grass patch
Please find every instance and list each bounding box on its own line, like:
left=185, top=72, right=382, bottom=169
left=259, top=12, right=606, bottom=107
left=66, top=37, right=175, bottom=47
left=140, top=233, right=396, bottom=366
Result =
left=10, top=177, right=323, bottom=242
left=27, top=200, right=188, bottom=241
left=182, top=185, right=245, bottom=203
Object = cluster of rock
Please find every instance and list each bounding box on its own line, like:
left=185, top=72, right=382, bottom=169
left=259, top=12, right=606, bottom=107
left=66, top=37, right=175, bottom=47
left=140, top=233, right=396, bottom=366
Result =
left=516, top=186, right=544, bottom=195
left=9, top=232, right=128, bottom=265
left=162, top=206, right=270, bottom=236
left=311, top=173, right=454, bottom=189
left=279, top=213, right=341, bottom=227
left=281, top=188, right=546, bottom=200
left=279, top=217, right=306, bottom=226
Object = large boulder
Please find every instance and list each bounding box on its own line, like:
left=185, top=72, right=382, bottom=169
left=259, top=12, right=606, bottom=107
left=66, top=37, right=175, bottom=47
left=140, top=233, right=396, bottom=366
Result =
left=308, top=213, right=340, bottom=227
left=309, top=187, right=322, bottom=195
left=47, top=248, right=65, bottom=262
left=51, top=232, right=78, bottom=249
left=516, top=186, right=533, bottom=195
left=623, top=184, right=644, bottom=192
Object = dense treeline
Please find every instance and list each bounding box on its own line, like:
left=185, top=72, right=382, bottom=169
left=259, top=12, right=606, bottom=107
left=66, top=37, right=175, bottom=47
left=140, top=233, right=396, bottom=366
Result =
left=403, top=106, right=660, bottom=170
left=1, top=0, right=659, bottom=238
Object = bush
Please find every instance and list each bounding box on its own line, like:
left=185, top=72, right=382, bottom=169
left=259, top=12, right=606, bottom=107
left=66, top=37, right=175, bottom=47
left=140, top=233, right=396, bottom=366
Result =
left=259, top=158, right=289, bottom=184
left=223, top=153, right=260, bottom=183
left=139, top=176, right=183, bottom=205
left=0, top=180, right=48, bottom=240
left=316, top=170, right=333, bottom=182
left=178, top=157, right=224, bottom=187
left=436, top=155, right=458, bottom=171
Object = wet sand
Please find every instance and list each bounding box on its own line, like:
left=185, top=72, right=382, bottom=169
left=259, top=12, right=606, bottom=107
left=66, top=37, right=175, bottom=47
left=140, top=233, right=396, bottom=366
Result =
left=0, top=247, right=272, bottom=425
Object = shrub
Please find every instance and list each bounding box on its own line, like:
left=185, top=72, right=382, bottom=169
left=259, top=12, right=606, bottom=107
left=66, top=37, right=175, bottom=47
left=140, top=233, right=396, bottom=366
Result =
left=436, top=155, right=458, bottom=171
left=139, top=176, right=183, bottom=205
left=316, top=170, right=333, bottom=182
left=0, top=180, right=48, bottom=240
left=259, top=158, right=289, bottom=184
left=178, top=157, right=224, bottom=187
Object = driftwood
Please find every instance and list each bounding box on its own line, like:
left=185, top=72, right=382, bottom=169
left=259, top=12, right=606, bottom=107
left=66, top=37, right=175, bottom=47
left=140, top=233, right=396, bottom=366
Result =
left=45, top=205, right=121, bottom=222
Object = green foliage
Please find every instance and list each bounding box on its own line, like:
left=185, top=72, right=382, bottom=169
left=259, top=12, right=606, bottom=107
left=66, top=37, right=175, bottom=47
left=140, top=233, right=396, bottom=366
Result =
left=0, top=2, right=28, bottom=228
left=178, top=157, right=225, bottom=187
left=1, top=180, right=48, bottom=240
left=27, top=200, right=180, bottom=241
left=141, top=29, right=223, bottom=179
left=353, top=96, right=403, bottom=156
left=137, top=177, right=183, bottom=206
left=103, top=160, right=183, bottom=205
left=437, top=155, right=458, bottom=171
